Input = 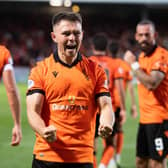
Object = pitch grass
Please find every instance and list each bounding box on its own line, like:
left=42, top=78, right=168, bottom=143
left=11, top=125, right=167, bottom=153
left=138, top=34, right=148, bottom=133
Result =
left=0, top=83, right=139, bottom=168
left=0, top=83, right=34, bottom=168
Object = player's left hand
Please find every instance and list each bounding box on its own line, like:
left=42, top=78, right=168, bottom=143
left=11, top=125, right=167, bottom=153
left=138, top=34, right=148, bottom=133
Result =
left=11, top=124, right=22, bottom=146
left=131, top=105, right=138, bottom=118
left=98, top=125, right=112, bottom=138
left=119, top=109, right=126, bottom=125
left=124, top=50, right=136, bottom=65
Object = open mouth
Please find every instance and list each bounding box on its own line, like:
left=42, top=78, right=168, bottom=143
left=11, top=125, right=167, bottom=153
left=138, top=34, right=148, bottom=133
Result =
left=66, top=45, right=77, bottom=50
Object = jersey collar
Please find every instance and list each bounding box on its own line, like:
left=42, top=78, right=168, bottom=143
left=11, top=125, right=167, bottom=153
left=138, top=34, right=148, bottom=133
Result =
left=53, top=50, right=82, bottom=68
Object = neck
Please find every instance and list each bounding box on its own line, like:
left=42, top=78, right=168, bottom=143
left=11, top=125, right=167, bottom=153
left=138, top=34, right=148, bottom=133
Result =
left=58, top=51, right=78, bottom=65
left=110, top=53, right=116, bottom=58
left=144, top=44, right=157, bottom=56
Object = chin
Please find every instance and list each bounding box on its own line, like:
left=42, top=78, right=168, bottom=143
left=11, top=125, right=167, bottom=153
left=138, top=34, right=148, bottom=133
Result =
left=67, top=51, right=77, bottom=57
left=140, top=45, right=148, bottom=52
left=141, top=47, right=147, bottom=51
left=65, top=53, right=75, bottom=58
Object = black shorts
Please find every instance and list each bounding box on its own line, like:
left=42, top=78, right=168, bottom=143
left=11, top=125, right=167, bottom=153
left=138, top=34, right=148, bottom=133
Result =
left=95, top=113, right=100, bottom=138
left=112, top=107, right=121, bottom=136
left=136, top=123, right=168, bottom=161
left=163, top=120, right=168, bottom=134
left=163, top=120, right=168, bottom=154
left=32, top=156, right=93, bottom=168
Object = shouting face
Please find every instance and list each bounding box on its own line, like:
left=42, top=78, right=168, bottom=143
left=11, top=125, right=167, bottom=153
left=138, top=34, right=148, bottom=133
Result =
left=51, top=20, right=83, bottom=62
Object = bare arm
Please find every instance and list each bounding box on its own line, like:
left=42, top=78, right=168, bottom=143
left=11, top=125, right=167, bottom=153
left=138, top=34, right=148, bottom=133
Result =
left=134, top=70, right=165, bottom=90
left=115, top=78, right=126, bottom=111
left=115, top=78, right=126, bottom=124
left=2, top=68, right=22, bottom=146
left=26, top=93, right=56, bottom=142
left=127, top=80, right=138, bottom=118
left=97, top=95, right=115, bottom=138
left=124, top=50, right=165, bottom=90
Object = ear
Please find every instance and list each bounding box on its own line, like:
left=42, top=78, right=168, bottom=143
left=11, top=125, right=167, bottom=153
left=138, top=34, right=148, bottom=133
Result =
left=51, top=32, right=57, bottom=43
left=135, top=33, right=138, bottom=41
left=81, top=30, right=84, bottom=41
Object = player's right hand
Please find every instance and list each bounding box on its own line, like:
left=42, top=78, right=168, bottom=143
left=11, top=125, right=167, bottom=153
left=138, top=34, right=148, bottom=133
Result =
left=98, top=124, right=113, bottom=138
left=11, top=124, right=22, bottom=146
left=42, top=125, right=57, bottom=143
left=124, top=50, right=136, bottom=65
left=119, top=109, right=126, bottom=125
left=131, top=105, right=138, bottom=118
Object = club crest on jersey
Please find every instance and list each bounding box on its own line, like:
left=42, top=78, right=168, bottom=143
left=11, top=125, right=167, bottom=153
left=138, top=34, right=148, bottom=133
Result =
left=68, top=95, right=75, bottom=104
left=28, top=80, right=34, bottom=89
left=52, top=71, right=58, bottom=78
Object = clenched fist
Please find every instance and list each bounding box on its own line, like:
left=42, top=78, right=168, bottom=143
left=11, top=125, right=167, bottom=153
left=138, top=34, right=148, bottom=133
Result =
left=124, top=50, right=136, bottom=65
left=98, top=125, right=112, bottom=138
left=42, top=125, right=57, bottom=143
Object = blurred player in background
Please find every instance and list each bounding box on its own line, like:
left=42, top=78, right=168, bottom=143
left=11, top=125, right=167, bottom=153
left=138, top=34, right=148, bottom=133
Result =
left=124, top=20, right=168, bottom=168
left=26, top=11, right=114, bottom=168
left=89, top=33, right=126, bottom=168
left=107, top=41, right=137, bottom=168
left=0, top=45, right=22, bottom=146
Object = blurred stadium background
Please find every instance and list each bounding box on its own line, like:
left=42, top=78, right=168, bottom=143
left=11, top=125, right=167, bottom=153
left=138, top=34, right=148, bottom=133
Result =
left=1, top=0, right=168, bottom=83
left=0, top=0, right=168, bottom=167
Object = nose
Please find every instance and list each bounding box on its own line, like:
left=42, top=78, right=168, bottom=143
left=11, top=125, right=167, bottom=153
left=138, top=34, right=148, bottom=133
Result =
left=141, top=34, right=148, bottom=41
left=69, top=33, right=75, bottom=41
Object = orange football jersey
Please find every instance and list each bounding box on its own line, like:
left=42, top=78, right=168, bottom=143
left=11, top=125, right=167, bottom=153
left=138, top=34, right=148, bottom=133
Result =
left=138, top=46, right=168, bottom=123
left=27, top=52, right=110, bottom=163
left=0, top=45, right=13, bottom=78
left=89, top=55, right=125, bottom=111
left=113, top=58, right=132, bottom=108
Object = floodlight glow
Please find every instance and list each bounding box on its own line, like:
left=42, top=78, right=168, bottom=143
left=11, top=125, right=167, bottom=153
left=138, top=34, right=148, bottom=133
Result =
left=64, top=0, right=72, bottom=7
left=49, top=0, right=63, bottom=6
left=72, top=4, right=80, bottom=13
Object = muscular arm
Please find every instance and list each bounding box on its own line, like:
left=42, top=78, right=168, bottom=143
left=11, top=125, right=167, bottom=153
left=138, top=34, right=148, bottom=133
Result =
left=3, top=68, right=22, bottom=146
left=124, top=50, right=165, bottom=90
left=115, top=78, right=126, bottom=124
left=115, top=78, right=126, bottom=111
left=26, top=93, right=45, bottom=135
left=134, top=69, right=165, bottom=90
left=127, top=80, right=138, bottom=118
left=26, top=93, right=56, bottom=142
left=3, top=69, right=21, bottom=126
left=97, top=95, right=115, bottom=138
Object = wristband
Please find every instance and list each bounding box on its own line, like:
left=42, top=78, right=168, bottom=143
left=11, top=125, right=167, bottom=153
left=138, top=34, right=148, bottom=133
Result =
left=131, top=62, right=140, bottom=71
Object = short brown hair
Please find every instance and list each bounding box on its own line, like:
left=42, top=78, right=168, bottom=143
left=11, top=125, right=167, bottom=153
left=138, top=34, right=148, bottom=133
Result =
left=137, top=19, right=156, bottom=31
left=52, top=11, right=82, bottom=27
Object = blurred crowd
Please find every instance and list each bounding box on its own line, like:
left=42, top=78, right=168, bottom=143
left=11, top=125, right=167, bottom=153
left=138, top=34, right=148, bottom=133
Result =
left=1, top=14, right=168, bottom=67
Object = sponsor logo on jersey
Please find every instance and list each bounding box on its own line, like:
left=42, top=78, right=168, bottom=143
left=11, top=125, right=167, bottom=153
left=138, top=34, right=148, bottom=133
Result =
left=52, top=103, right=88, bottom=111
